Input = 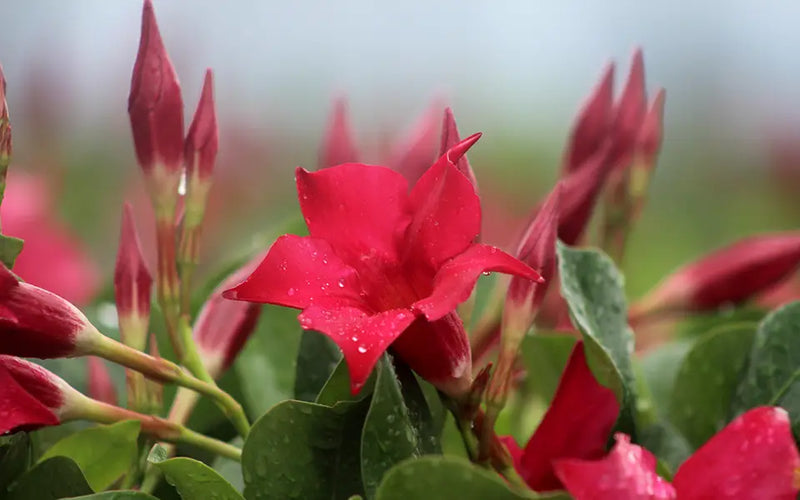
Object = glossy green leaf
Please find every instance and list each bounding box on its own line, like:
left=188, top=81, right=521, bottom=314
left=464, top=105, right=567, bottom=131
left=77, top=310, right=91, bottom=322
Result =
left=295, top=330, right=342, bottom=402
left=394, top=360, right=442, bottom=455
left=242, top=399, right=370, bottom=500
left=235, top=305, right=303, bottom=419
left=732, top=301, right=800, bottom=429
left=0, top=234, right=23, bottom=269
left=639, top=339, right=692, bottom=419
left=637, top=420, right=692, bottom=473
left=0, top=432, right=31, bottom=491
left=669, top=323, right=756, bottom=448
left=69, top=492, right=160, bottom=499
left=39, top=420, right=140, bottom=492
left=151, top=457, right=243, bottom=500
left=556, top=242, right=637, bottom=434
left=374, top=456, right=555, bottom=500
left=5, top=456, right=92, bottom=500
left=519, top=334, right=576, bottom=405
left=361, top=355, right=441, bottom=497
left=316, top=359, right=375, bottom=406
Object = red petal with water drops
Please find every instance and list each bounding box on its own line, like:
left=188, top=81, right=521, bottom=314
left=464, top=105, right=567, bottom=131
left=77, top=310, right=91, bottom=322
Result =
left=672, top=406, right=800, bottom=499
left=555, top=433, right=676, bottom=500
left=296, top=165, right=411, bottom=269
left=413, top=244, right=541, bottom=322
left=519, top=341, right=619, bottom=491
left=223, top=234, right=364, bottom=310
left=298, top=305, right=416, bottom=394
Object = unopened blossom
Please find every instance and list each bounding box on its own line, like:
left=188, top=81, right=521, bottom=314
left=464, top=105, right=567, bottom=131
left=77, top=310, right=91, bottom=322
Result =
left=195, top=256, right=263, bottom=378
left=226, top=135, right=541, bottom=396
left=632, top=232, right=800, bottom=319
left=319, top=97, right=359, bottom=169
left=114, top=202, right=152, bottom=351
left=501, top=341, right=619, bottom=491
left=609, top=49, right=647, bottom=170
left=87, top=357, right=118, bottom=406
left=636, top=88, right=667, bottom=168
left=555, top=407, right=800, bottom=500
left=562, top=63, right=614, bottom=175
left=388, top=101, right=442, bottom=183
left=440, top=107, right=478, bottom=191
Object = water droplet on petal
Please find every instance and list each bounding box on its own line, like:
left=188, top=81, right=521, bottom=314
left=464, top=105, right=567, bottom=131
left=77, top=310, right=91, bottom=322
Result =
left=357, top=345, right=368, bottom=354
left=287, top=287, right=296, bottom=296
left=338, top=278, right=345, bottom=288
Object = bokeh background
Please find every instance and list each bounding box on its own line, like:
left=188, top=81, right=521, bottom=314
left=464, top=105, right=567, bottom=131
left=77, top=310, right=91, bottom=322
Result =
left=2, top=0, right=800, bottom=299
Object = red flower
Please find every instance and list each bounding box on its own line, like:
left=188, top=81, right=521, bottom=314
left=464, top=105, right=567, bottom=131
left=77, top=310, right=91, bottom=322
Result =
left=128, top=0, right=184, bottom=177
left=0, top=355, right=69, bottom=434
left=555, top=407, right=800, bottom=500
left=87, top=357, right=118, bottom=406
left=194, top=256, right=263, bottom=378
left=503, top=341, right=620, bottom=491
left=440, top=107, right=478, bottom=191
left=0, top=261, right=98, bottom=359
left=1, top=172, right=100, bottom=306
left=632, top=232, right=800, bottom=319
left=225, top=135, right=541, bottom=395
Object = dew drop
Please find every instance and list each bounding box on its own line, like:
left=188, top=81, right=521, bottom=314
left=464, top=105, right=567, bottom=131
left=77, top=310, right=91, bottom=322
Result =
left=338, top=278, right=346, bottom=288
left=357, top=345, right=368, bottom=354
left=287, top=287, right=296, bottom=296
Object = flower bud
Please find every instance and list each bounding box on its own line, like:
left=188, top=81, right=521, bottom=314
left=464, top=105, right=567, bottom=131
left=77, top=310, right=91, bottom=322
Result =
left=319, top=96, right=359, bottom=169
left=389, top=101, right=441, bottom=183
left=0, top=355, right=82, bottom=434
left=0, top=263, right=101, bottom=358
left=608, top=48, right=646, bottom=170
left=558, top=144, right=611, bottom=245
left=195, top=257, right=263, bottom=379
left=440, top=107, right=478, bottom=191
left=635, top=88, right=666, bottom=169
left=128, top=0, right=184, bottom=211
left=114, top=203, right=152, bottom=351
left=87, top=356, right=117, bottom=406
left=632, top=232, right=800, bottom=319
left=183, top=68, right=218, bottom=227
left=562, top=63, right=614, bottom=175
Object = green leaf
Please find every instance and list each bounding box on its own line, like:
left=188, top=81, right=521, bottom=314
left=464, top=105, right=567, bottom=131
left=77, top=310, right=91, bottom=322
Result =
left=374, top=456, right=549, bottom=500
left=519, top=334, right=576, bottom=404
left=639, top=339, right=692, bottom=419
left=68, top=492, right=160, bottom=499
left=394, top=361, right=442, bottom=456
left=235, top=305, right=303, bottom=419
left=295, top=330, right=342, bottom=402
left=0, top=432, right=31, bottom=492
left=669, top=323, right=756, bottom=448
left=316, top=359, right=375, bottom=406
left=39, top=420, right=141, bottom=492
left=556, top=242, right=637, bottom=434
left=5, top=456, right=93, bottom=500
left=242, top=399, right=370, bottom=500
left=151, top=457, right=243, bottom=500
left=0, top=234, right=23, bottom=269
left=637, top=420, right=692, bottom=473
left=733, top=301, right=800, bottom=430
left=360, top=355, right=440, bottom=497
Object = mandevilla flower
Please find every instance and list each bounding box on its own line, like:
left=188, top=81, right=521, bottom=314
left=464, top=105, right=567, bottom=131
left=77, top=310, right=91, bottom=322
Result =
left=501, top=341, right=620, bottom=492
left=631, top=232, right=800, bottom=320
left=440, top=107, right=478, bottom=192
left=115, top=202, right=152, bottom=351
left=555, top=407, right=800, bottom=499
left=194, top=256, right=263, bottom=379
left=225, top=135, right=541, bottom=396
left=0, top=355, right=73, bottom=434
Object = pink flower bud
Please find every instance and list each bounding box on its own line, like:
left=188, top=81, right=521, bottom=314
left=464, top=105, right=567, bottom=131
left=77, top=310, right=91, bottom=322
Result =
left=563, top=63, right=614, bottom=175
left=634, top=232, right=800, bottom=318
left=558, top=144, right=612, bottom=245
left=87, top=356, right=117, bottom=406
left=506, top=182, right=562, bottom=327
left=195, top=257, right=263, bottom=378
left=0, top=263, right=99, bottom=358
left=440, top=107, right=478, bottom=190
left=185, top=69, right=218, bottom=181
left=608, top=48, right=647, bottom=169
left=114, top=203, right=152, bottom=350
left=127, top=0, right=184, bottom=175
left=319, top=96, right=359, bottom=169
left=636, top=88, right=666, bottom=167
left=0, top=355, right=76, bottom=434
left=389, top=101, right=442, bottom=183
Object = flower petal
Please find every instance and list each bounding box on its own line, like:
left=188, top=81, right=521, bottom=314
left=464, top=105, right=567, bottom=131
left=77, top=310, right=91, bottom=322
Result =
left=499, top=435, right=523, bottom=471
left=413, top=244, right=542, bottom=322
left=555, top=433, right=676, bottom=500
left=0, top=362, right=60, bottom=435
left=519, top=341, right=620, bottom=491
left=391, top=313, right=472, bottom=397
left=558, top=145, right=611, bottom=245
left=295, top=165, right=411, bottom=269
left=440, top=107, right=478, bottom=191
left=223, top=234, right=364, bottom=310
left=298, top=305, right=416, bottom=394
left=405, top=134, right=483, bottom=270
left=672, top=406, right=800, bottom=499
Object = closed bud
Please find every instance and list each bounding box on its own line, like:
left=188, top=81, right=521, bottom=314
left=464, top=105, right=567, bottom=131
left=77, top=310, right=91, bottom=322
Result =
left=128, top=0, right=184, bottom=212
left=563, top=63, right=614, bottom=175
left=114, top=203, right=152, bottom=351
left=319, top=96, right=359, bottom=169
left=558, top=144, right=612, bottom=245
left=0, top=263, right=102, bottom=359
left=635, top=88, right=666, bottom=168
left=389, top=101, right=442, bottom=183
left=440, top=107, right=478, bottom=191
left=633, top=232, right=800, bottom=319
left=87, top=357, right=117, bottom=406
left=609, top=48, right=646, bottom=169
left=195, top=257, right=263, bottom=379
left=183, top=69, right=218, bottom=232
